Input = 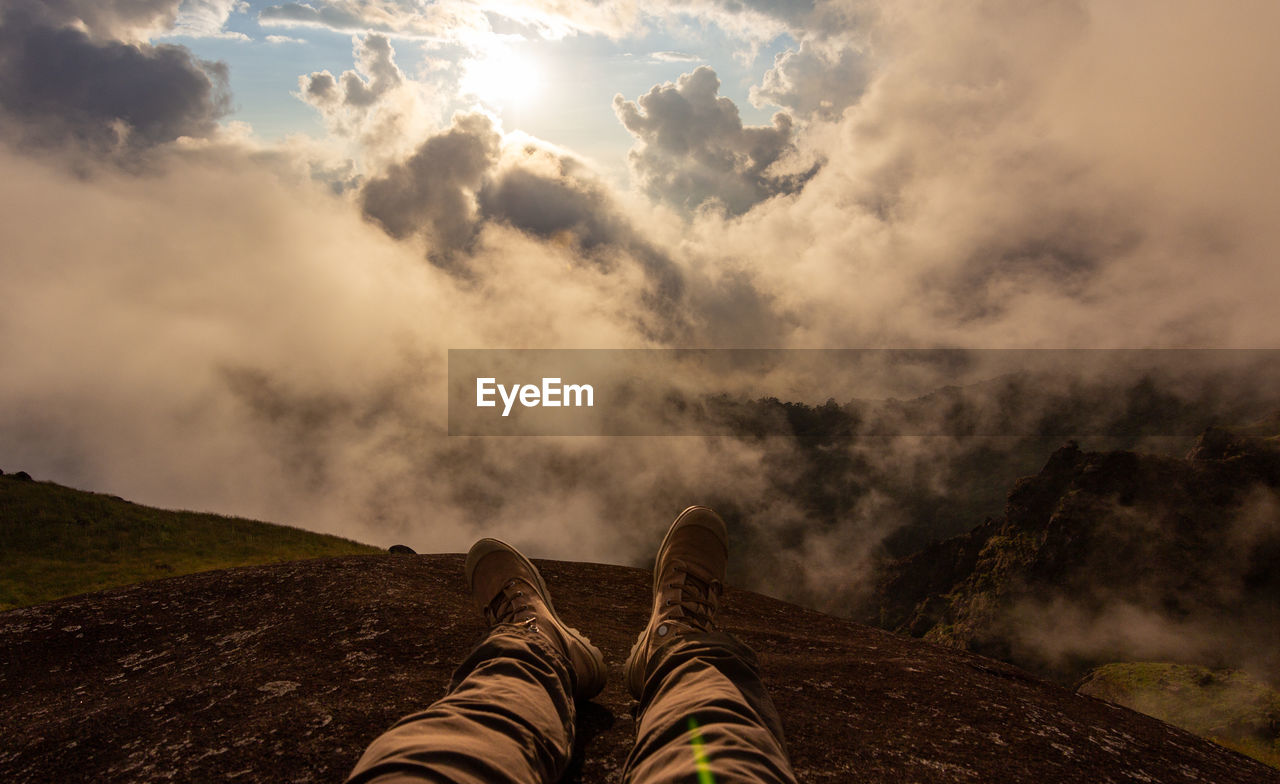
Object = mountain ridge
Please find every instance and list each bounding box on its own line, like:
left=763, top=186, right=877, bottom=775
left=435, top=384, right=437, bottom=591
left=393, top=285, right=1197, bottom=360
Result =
left=864, top=424, right=1280, bottom=685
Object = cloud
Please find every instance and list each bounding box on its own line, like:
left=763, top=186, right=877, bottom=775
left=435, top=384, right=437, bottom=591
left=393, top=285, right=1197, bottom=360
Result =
left=260, top=0, right=489, bottom=38
left=298, top=33, right=437, bottom=163
left=302, top=32, right=401, bottom=109
left=357, top=115, right=690, bottom=333
left=478, top=142, right=689, bottom=331
left=265, top=34, right=304, bottom=44
left=8, top=0, right=181, bottom=41
left=614, top=66, right=819, bottom=215
left=0, top=143, right=759, bottom=566
left=170, top=0, right=246, bottom=38
left=360, top=112, right=502, bottom=260
left=702, top=0, right=814, bottom=29
left=0, top=7, right=230, bottom=155
left=651, top=50, right=700, bottom=62
left=751, top=37, right=870, bottom=118
left=682, top=0, right=1280, bottom=351
left=255, top=0, right=808, bottom=43
left=3, top=0, right=1280, bottom=626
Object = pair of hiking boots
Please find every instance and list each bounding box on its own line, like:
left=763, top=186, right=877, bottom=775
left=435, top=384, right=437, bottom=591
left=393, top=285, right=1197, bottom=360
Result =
left=464, top=505, right=729, bottom=701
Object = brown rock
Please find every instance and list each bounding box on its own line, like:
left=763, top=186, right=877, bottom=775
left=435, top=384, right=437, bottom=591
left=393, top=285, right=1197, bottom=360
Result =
left=0, top=555, right=1275, bottom=783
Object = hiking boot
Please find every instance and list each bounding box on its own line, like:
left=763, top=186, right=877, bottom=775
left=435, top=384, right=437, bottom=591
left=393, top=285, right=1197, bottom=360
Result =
left=465, top=538, right=607, bottom=700
left=624, top=506, right=729, bottom=699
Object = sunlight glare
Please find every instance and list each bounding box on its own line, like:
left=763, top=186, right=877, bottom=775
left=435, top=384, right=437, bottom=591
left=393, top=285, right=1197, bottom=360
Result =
left=460, top=46, right=544, bottom=109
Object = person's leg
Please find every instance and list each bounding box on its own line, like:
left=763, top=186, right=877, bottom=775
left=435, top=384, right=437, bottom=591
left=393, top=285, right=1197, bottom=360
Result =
left=625, top=632, right=796, bottom=783
left=622, top=507, right=798, bottom=784
left=346, top=540, right=606, bottom=784
left=347, top=623, right=574, bottom=784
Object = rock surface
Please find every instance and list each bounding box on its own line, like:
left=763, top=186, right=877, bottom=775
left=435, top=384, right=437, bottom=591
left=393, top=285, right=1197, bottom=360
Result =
left=1, top=554, right=1276, bottom=783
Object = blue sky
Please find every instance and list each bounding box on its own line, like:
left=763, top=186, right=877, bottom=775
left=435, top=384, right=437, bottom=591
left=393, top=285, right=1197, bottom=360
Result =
left=160, top=1, right=797, bottom=180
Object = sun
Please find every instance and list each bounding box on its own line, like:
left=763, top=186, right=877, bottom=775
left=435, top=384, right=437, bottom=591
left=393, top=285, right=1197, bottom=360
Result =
left=460, top=46, right=544, bottom=109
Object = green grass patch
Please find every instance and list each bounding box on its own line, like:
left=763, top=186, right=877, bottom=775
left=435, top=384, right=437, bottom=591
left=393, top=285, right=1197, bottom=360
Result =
left=0, top=473, right=382, bottom=610
left=1079, top=662, right=1280, bottom=770
left=1212, top=736, right=1280, bottom=770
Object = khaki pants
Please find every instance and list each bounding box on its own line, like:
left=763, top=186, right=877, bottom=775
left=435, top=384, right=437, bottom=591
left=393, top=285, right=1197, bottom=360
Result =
left=346, top=624, right=797, bottom=783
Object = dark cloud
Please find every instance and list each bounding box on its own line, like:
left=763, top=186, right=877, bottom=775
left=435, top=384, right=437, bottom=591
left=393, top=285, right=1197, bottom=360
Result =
left=0, top=8, right=229, bottom=154
left=360, top=112, right=501, bottom=261
left=479, top=147, right=685, bottom=309
left=303, top=71, right=337, bottom=102
left=614, top=66, right=818, bottom=215
left=360, top=119, right=690, bottom=333
left=10, top=0, right=179, bottom=40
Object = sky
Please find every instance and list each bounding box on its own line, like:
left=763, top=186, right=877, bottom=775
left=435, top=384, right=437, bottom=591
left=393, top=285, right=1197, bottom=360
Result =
left=2, top=0, right=1280, bottom=615
left=155, top=0, right=797, bottom=180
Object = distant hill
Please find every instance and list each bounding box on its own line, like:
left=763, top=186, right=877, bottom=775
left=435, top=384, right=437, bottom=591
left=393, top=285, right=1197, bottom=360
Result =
left=861, top=424, right=1280, bottom=767
left=0, top=470, right=381, bottom=610
left=2, top=555, right=1276, bottom=783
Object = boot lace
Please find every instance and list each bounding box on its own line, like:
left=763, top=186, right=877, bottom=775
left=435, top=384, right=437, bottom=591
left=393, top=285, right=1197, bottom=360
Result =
left=664, top=562, right=722, bottom=629
left=485, top=579, right=536, bottom=626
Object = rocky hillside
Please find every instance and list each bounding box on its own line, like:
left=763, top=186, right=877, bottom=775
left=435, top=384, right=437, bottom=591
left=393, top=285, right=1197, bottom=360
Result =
left=2, top=554, right=1277, bottom=783
left=865, top=425, right=1280, bottom=685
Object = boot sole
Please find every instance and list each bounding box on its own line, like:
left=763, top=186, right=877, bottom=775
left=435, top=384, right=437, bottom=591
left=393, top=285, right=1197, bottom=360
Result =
left=465, top=538, right=607, bottom=700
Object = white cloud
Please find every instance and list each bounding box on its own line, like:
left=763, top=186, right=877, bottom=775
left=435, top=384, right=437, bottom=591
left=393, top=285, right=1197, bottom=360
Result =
left=651, top=50, right=700, bottom=62
left=751, top=37, right=870, bottom=118
left=171, top=0, right=245, bottom=38
left=614, top=66, right=818, bottom=215
left=260, top=0, right=491, bottom=39
left=296, top=33, right=440, bottom=164
left=255, top=0, right=807, bottom=42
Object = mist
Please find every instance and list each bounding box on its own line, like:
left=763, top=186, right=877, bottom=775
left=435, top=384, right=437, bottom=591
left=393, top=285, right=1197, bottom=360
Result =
left=2, top=0, right=1280, bottom=627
